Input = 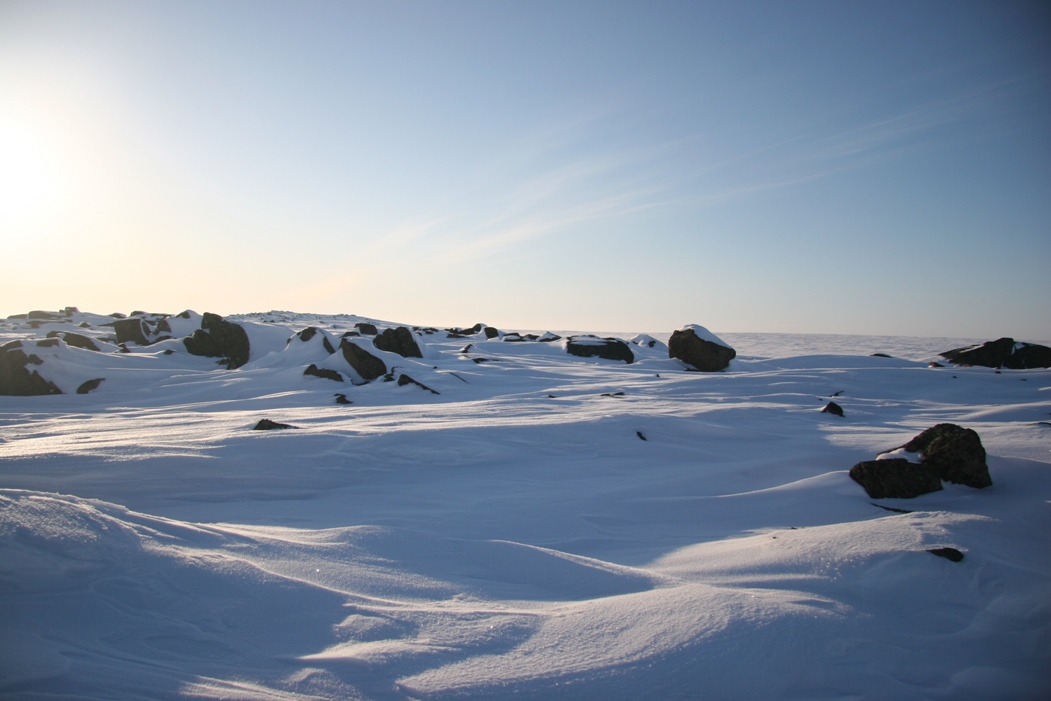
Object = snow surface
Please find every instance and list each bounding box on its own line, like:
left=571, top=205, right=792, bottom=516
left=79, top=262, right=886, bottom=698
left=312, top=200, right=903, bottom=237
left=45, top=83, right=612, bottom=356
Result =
left=1, top=311, right=1049, bottom=700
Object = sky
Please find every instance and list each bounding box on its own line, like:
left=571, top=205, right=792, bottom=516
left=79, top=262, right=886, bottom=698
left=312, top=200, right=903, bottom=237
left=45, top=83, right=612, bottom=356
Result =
left=1, top=0, right=1049, bottom=338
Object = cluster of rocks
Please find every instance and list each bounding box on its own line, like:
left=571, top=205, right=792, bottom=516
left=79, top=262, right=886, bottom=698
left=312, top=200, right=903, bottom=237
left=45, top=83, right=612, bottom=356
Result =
left=939, top=338, right=1051, bottom=369
left=849, top=423, right=992, bottom=499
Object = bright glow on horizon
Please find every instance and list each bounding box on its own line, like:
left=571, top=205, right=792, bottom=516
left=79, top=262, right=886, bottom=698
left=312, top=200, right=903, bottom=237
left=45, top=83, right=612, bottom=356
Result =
left=0, top=0, right=1048, bottom=339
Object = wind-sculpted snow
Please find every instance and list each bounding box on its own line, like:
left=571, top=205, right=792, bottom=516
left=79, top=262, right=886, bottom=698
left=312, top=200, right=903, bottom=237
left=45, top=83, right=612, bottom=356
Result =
left=1, top=310, right=1050, bottom=700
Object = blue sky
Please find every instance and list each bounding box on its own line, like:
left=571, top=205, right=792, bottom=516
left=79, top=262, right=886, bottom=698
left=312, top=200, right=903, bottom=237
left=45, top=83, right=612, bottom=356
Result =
left=1, top=0, right=1048, bottom=338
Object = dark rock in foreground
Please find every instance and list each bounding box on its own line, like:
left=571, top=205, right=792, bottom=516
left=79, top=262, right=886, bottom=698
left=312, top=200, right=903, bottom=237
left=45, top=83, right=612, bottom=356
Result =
left=374, top=326, right=423, bottom=358
left=821, top=401, right=844, bottom=417
left=340, top=339, right=387, bottom=381
left=669, top=325, right=735, bottom=372
left=77, top=378, right=105, bottom=394
left=566, top=336, right=634, bottom=364
left=940, top=337, right=1051, bottom=369
left=850, top=422, right=991, bottom=498
left=900, top=423, right=991, bottom=489
left=252, top=419, right=298, bottom=430
left=304, top=364, right=344, bottom=382
left=46, top=331, right=101, bottom=352
left=184, top=313, right=251, bottom=369
left=0, top=345, right=62, bottom=395
left=927, top=547, right=964, bottom=562
left=849, top=459, right=943, bottom=499
left=111, top=318, right=151, bottom=346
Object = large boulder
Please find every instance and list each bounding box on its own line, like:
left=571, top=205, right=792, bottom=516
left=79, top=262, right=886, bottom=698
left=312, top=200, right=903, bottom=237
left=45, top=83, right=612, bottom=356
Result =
left=565, top=336, right=634, bottom=364
left=669, top=325, right=736, bottom=371
left=0, top=343, right=62, bottom=395
left=183, top=313, right=251, bottom=369
left=111, top=318, right=151, bottom=346
left=898, top=423, right=991, bottom=489
left=373, top=326, right=423, bottom=358
left=940, top=337, right=1051, bottom=369
left=849, top=459, right=943, bottom=499
left=849, top=423, right=991, bottom=498
left=339, top=338, right=387, bottom=381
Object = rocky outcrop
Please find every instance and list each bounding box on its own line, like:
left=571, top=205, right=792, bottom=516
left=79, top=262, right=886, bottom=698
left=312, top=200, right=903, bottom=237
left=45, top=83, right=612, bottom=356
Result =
left=0, top=343, right=62, bottom=395
left=373, top=326, right=423, bottom=358
left=940, top=338, right=1051, bottom=369
left=849, top=423, right=991, bottom=498
left=669, top=325, right=735, bottom=372
left=565, top=336, right=634, bottom=364
left=339, top=339, right=387, bottom=381
left=184, top=313, right=251, bottom=369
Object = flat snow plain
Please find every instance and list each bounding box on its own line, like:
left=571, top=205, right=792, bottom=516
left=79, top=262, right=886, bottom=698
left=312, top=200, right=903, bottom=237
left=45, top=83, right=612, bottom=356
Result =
left=1, top=312, right=1049, bottom=700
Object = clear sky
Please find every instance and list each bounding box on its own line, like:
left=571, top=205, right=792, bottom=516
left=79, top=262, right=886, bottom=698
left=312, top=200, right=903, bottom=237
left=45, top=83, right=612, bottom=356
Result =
left=1, top=0, right=1049, bottom=338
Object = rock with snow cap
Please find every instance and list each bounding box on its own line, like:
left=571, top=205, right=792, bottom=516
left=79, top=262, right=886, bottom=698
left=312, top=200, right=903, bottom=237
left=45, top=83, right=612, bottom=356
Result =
left=373, top=326, right=423, bottom=359
left=669, top=325, right=736, bottom=372
left=565, top=336, right=634, bottom=364
left=940, top=337, right=1051, bottom=369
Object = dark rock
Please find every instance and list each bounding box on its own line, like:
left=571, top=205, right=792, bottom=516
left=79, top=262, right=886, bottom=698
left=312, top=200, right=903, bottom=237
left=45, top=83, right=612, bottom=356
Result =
left=108, top=312, right=126, bottom=318
left=252, top=419, right=298, bottom=430
left=636, top=431, right=648, bottom=441
left=472, top=358, right=494, bottom=364
left=334, top=393, right=352, bottom=405
left=155, top=317, right=172, bottom=334
left=0, top=347, right=62, bottom=395
left=668, top=326, right=735, bottom=372
left=927, top=547, right=964, bottom=562
left=871, top=503, right=913, bottom=514
left=47, top=332, right=100, bottom=352
left=176, top=311, right=192, bottom=319
left=601, top=391, right=626, bottom=397
left=76, top=378, right=105, bottom=394
left=537, top=333, right=561, bottom=343
left=184, top=313, right=251, bottom=369
left=871, top=353, right=892, bottom=358
left=340, top=339, right=387, bottom=381
left=27, top=310, right=60, bottom=320
left=112, top=318, right=150, bottom=346
left=941, top=337, right=1051, bottom=369
left=928, top=362, right=944, bottom=368
left=354, top=322, right=378, bottom=336
left=7, top=314, right=27, bottom=320
left=566, top=336, right=634, bottom=364
left=79, top=322, right=91, bottom=328
left=459, top=344, right=473, bottom=354
left=900, top=423, right=991, bottom=489
left=849, top=459, right=943, bottom=499
left=397, top=374, right=439, bottom=394
left=374, top=327, right=422, bottom=358
left=130, top=310, right=147, bottom=317
left=821, top=401, right=845, bottom=417
left=293, top=327, right=336, bottom=354
left=503, top=334, right=525, bottom=342
left=484, top=327, right=500, bottom=339
left=304, top=364, right=344, bottom=382
left=36, top=338, right=59, bottom=348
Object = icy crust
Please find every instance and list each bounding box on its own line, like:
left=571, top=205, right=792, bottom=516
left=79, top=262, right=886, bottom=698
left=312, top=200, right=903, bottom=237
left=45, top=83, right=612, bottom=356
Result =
left=680, top=323, right=731, bottom=348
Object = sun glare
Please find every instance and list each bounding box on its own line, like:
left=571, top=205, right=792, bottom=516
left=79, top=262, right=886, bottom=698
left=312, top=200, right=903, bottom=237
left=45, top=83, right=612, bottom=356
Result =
left=0, top=119, right=62, bottom=229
